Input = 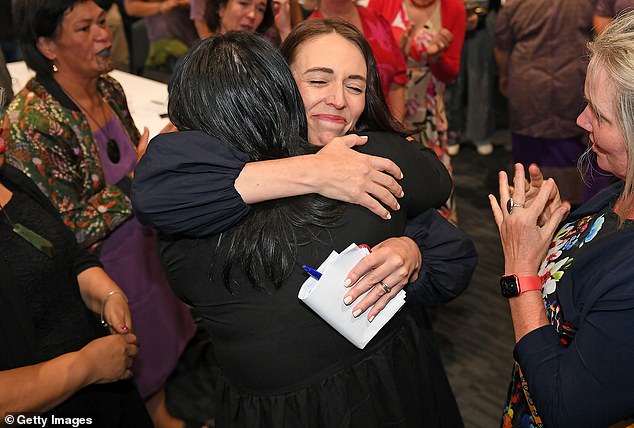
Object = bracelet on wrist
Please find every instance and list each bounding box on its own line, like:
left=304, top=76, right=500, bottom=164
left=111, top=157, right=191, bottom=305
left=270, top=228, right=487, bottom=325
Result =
left=100, top=290, right=128, bottom=328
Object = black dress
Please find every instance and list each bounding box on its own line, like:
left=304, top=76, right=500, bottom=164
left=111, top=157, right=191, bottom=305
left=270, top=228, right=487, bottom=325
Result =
left=155, top=132, right=463, bottom=427
left=0, top=165, right=151, bottom=427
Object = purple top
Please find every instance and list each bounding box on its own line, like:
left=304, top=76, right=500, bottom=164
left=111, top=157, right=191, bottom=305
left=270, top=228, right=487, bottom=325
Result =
left=93, top=116, right=195, bottom=398
left=595, top=0, right=634, bottom=16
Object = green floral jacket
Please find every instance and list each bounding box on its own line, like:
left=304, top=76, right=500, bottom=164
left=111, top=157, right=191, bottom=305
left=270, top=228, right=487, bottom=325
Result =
left=1, top=74, right=140, bottom=253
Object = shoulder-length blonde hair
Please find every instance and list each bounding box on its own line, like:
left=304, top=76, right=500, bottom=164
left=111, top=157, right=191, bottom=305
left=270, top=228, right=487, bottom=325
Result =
left=587, top=11, right=634, bottom=224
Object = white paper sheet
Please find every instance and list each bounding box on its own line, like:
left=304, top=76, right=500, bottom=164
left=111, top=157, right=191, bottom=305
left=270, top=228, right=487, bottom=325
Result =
left=298, top=243, right=406, bottom=349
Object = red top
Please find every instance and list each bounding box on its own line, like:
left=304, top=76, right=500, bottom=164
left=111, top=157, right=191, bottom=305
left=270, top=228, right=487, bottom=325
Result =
left=308, top=5, right=408, bottom=98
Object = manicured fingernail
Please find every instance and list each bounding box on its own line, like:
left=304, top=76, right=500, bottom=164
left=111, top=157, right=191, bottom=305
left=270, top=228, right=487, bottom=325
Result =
left=121, top=325, right=129, bottom=332
left=369, top=315, right=375, bottom=322
left=385, top=213, right=391, bottom=220
left=360, top=135, right=368, bottom=140
left=400, top=190, right=405, bottom=197
left=343, top=278, right=352, bottom=287
left=395, top=202, right=400, bottom=210
left=400, top=172, right=404, bottom=179
left=343, top=295, right=353, bottom=305
left=352, top=309, right=362, bottom=317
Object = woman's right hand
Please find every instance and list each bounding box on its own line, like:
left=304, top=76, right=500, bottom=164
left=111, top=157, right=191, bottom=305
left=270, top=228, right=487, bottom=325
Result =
left=522, top=163, right=563, bottom=226
left=489, top=165, right=570, bottom=276
left=313, top=134, right=404, bottom=220
left=80, top=334, right=138, bottom=384
left=426, top=28, right=454, bottom=59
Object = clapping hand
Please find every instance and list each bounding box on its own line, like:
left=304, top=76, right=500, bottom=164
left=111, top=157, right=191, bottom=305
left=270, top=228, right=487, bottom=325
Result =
left=489, top=164, right=570, bottom=276
left=426, top=28, right=453, bottom=59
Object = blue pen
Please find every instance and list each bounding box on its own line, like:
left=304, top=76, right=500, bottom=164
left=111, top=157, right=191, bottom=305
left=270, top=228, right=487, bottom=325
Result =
left=302, top=265, right=322, bottom=280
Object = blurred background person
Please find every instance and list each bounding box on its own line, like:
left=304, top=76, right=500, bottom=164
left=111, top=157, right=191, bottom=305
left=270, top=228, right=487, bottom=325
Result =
left=593, top=0, right=634, bottom=34
left=0, top=0, right=21, bottom=62
left=190, top=0, right=213, bottom=38
left=307, top=0, right=408, bottom=121
left=364, top=0, right=466, bottom=224
left=96, top=0, right=131, bottom=71
left=495, top=0, right=610, bottom=207
left=2, top=1, right=197, bottom=427
left=191, top=0, right=304, bottom=41
left=0, top=51, right=12, bottom=114
left=124, top=0, right=197, bottom=75
left=446, top=0, right=499, bottom=156
left=203, top=0, right=301, bottom=45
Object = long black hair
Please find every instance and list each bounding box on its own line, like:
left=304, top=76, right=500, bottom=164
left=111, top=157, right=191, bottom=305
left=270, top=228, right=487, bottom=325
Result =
left=169, top=32, right=342, bottom=292
left=13, top=0, right=90, bottom=77
left=280, top=18, right=410, bottom=137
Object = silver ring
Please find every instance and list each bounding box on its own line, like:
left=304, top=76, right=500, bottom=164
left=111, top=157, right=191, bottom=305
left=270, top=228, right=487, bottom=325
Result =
left=379, top=281, right=392, bottom=294
left=506, top=198, right=525, bottom=214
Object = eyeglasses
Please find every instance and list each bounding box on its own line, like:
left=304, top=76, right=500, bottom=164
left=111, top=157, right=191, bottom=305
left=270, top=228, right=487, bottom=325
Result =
left=106, top=138, right=120, bottom=163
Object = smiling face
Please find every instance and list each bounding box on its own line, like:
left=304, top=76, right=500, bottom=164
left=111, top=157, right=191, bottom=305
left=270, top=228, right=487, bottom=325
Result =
left=219, top=0, right=267, bottom=33
left=576, top=64, right=629, bottom=179
left=289, top=32, right=367, bottom=146
left=37, top=1, right=112, bottom=79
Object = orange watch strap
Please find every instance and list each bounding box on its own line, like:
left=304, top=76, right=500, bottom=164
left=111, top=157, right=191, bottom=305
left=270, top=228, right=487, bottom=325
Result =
left=517, top=275, right=542, bottom=294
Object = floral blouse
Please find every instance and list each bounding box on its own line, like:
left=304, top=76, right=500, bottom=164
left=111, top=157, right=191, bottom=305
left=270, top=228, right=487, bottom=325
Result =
left=1, top=75, right=140, bottom=253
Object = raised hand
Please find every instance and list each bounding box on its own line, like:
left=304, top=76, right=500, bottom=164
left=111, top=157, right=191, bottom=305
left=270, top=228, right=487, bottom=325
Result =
left=489, top=165, right=570, bottom=276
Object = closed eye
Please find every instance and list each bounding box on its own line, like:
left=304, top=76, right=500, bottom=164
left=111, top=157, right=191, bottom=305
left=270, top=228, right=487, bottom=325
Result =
left=346, top=85, right=364, bottom=94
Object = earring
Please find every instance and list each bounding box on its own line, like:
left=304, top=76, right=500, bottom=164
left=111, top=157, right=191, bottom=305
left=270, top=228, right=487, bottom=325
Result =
left=52, top=64, right=58, bottom=73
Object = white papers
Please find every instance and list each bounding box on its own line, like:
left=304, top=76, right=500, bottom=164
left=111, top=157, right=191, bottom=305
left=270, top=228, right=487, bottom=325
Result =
left=298, top=243, right=406, bottom=349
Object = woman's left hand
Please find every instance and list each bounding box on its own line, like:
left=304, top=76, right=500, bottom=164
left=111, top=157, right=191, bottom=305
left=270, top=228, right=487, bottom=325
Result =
left=102, top=292, right=133, bottom=335
left=342, top=237, right=421, bottom=321
left=489, top=166, right=570, bottom=275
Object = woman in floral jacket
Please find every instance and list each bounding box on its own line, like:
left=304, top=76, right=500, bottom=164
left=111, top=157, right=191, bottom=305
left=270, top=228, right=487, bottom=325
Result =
left=2, top=1, right=197, bottom=426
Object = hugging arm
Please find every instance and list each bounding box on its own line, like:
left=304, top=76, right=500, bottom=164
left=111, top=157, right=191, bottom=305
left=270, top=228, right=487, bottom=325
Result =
left=132, top=130, right=406, bottom=235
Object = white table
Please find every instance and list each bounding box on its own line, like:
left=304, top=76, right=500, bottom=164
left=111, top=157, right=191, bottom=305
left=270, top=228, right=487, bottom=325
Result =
left=6, top=61, right=170, bottom=138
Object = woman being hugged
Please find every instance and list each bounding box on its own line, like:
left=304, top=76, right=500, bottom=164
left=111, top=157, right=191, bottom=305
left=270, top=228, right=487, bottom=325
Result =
left=134, top=20, right=476, bottom=318
left=491, top=12, right=634, bottom=428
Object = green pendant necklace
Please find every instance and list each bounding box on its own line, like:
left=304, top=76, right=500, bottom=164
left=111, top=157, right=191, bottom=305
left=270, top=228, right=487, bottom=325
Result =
left=0, top=201, right=54, bottom=258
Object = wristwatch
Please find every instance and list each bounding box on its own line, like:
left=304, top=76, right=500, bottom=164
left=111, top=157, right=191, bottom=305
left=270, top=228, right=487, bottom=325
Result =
left=500, top=275, right=542, bottom=298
